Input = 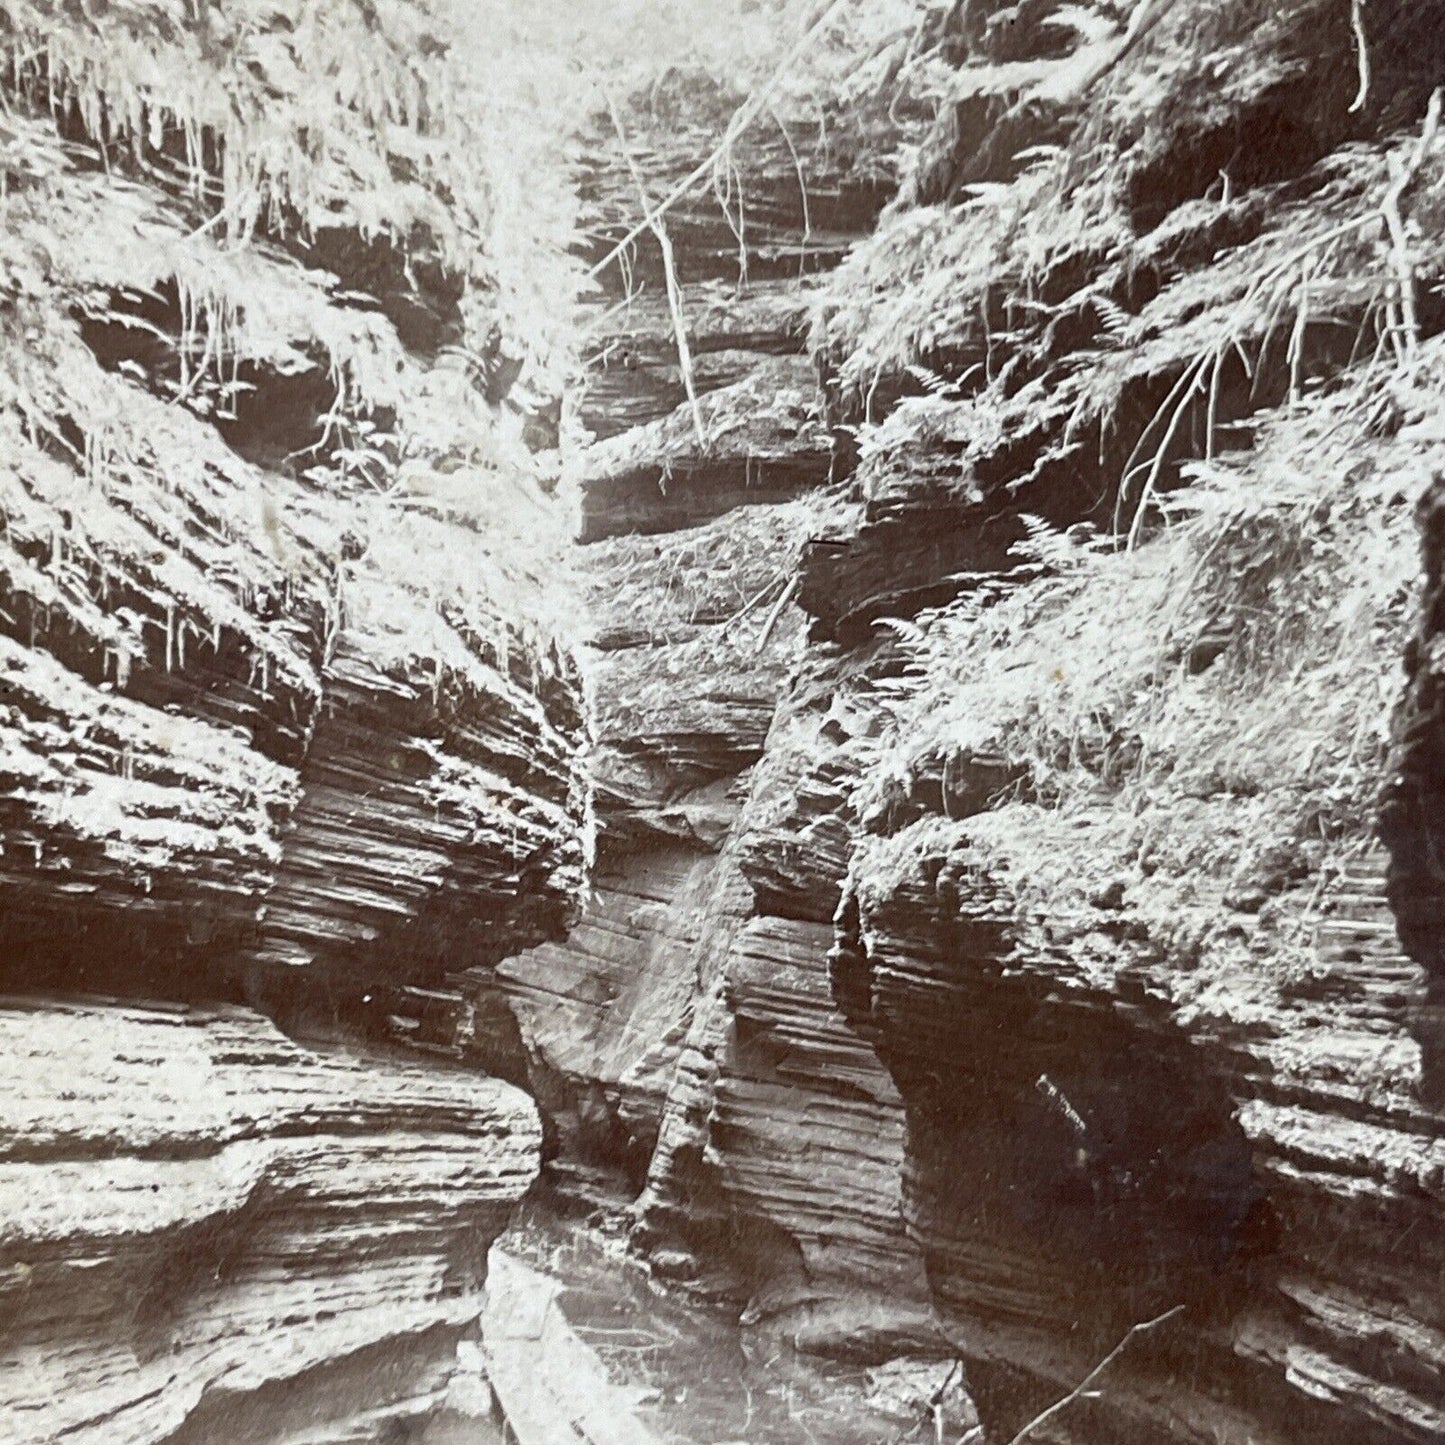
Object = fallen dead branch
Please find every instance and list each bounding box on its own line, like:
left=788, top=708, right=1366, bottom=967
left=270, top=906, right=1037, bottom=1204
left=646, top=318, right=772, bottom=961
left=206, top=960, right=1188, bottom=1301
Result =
left=1006, top=1304, right=1186, bottom=1445
left=605, top=93, right=707, bottom=446
left=1380, top=86, right=1443, bottom=362
left=754, top=574, right=800, bottom=654
left=1349, top=0, right=1371, bottom=113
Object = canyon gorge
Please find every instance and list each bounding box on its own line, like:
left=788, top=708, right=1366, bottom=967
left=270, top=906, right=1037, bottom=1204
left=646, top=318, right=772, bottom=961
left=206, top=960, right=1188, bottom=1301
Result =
left=1, top=1, right=1444, bottom=1442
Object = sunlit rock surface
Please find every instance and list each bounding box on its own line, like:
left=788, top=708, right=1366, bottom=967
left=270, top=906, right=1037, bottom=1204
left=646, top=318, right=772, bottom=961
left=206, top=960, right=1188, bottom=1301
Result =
left=0, top=10, right=589, bottom=1440
left=0, top=1000, right=540, bottom=1445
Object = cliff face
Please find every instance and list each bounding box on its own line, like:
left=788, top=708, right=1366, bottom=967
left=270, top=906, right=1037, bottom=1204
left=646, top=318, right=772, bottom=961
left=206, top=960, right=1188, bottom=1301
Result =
left=0, top=18, right=590, bottom=1011
left=493, top=59, right=957, bottom=1357
left=805, top=7, right=1445, bottom=1438
left=0, top=1000, right=540, bottom=1445
left=0, top=4, right=586, bottom=1440
left=8, top=3, right=1445, bottom=1443
left=516, top=3, right=1445, bottom=1442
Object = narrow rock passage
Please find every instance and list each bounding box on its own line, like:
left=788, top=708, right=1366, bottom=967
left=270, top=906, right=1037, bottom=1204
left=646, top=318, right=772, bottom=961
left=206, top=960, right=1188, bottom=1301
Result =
left=4, top=3, right=1445, bottom=1444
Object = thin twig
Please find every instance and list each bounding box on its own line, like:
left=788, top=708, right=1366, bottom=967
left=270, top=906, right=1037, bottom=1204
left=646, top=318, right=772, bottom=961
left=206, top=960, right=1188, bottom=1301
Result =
left=1204, top=345, right=1226, bottom=460
left=656, top=225, right=706, bottom=446
left=605, top=94, right=706, bottom=446
left=1287, top=263, right=1311, bottom=404
left=755, top=574, right=800, bottom=654
left=587, top=0, right=849, bottom=281
left=1006, top=1305, right=1186, bottom=1445
left=1114, top=354, right=1205, bottom=539
left=711, top=148, right=748, bottom=284
left=720, top=572, right=788, bottom=638
left=1380, top=86, right=1443, bottom=364
left=1349, top=0, right=1370, bottom=114
left=768, top=101, right=812, bottom=272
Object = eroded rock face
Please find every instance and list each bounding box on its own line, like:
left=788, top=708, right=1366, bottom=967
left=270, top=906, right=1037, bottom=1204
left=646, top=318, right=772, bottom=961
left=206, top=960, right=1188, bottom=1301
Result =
left=711, top=912, right=934, bottom=1351
left=788, top=6, right=1445, bottom=1437
left=0, top=20, right=588, bottom=1438
left=498, top=841, right=731, bottom=1174
left=0, top=1000, right=540, bottom=1445
left=837, top=820, right=1445, bottom=1442
left=0, top=408, right=580, bottom=1445
left=0, top=499, right=587, bottom=1011
left=499, top=71, right=948, bottom=1352
left=535, top=8, right=1445, bottom=1444
left=1384, top=472, right=1445, bottom=1079
left=11, top=6, right=1445, bottom=1443
left=646, top=642, right=939, bottom=1349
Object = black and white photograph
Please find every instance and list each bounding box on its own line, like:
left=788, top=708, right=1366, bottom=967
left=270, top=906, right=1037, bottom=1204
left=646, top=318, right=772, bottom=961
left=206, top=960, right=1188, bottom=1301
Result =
left=0, top=2, right=1442, bottom=1441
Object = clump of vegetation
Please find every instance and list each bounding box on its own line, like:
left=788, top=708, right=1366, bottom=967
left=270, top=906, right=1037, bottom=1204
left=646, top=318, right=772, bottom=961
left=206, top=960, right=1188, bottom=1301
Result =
left=813, top=0, right=1445, bottom=405
left=859, top=338, right=1430, bottom=833
left=848, top=315, right=1442, bottom=1110
left=833, top=3, right=1445, bottom=1114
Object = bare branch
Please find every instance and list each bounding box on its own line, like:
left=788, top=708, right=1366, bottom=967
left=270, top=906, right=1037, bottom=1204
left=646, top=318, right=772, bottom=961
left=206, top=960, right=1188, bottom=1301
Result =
left=755, top=575, right=800, bottom=654
left=1350, top=0, right=1371, bottom=114
left=1006, top=1305, right=1186, bottom=1445
left=1380, top=87, right=1442, bottom=362
left=605, top=94, right=707, bottom=447
left=587, top=0, right=848, bottom=282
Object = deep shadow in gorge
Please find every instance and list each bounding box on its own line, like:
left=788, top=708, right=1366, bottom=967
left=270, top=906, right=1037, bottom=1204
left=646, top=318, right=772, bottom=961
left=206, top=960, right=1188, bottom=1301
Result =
left=831, top=888, right=1299, bottom=1439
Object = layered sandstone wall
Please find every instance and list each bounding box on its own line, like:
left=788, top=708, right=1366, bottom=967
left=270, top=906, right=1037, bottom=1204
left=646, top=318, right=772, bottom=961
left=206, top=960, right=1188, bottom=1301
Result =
left=498, top=67, right=947, bottom=1351
left=7, top=4, right=1445, bottom=1443
left=0, top=7, right=588, bottom=1441
left=526, top=5, right=1445, bottom=1442
left=0, top=1001, right=540, bottom=1445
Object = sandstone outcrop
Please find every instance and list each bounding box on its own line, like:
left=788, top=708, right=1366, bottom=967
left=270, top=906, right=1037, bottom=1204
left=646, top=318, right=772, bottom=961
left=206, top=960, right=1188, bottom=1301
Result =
left=807, top=5, right=1445, bottom=1439
left=8, top=4, right=1445, bottom=1443
left=0, top=8, right=586, bottom=1440
left=0, top=999, right=540, bottom=1445
left=519, top=5, right=1445, bottom=1442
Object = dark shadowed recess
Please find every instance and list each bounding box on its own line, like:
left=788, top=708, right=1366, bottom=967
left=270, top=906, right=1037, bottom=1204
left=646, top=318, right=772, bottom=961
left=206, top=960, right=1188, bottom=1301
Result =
left=29, top=48, right=498, bottom=472
left=1382, top=473, right=1445, bottom=1109
left=75, top=279, right=348, bottom=475
left=73, top=229, right=472, bottom=477
left=33, top=49, right=473, bottom=360
left=825, top=889, right=1391, bottom=1442
left=807, top=279, right=1445, bottom=650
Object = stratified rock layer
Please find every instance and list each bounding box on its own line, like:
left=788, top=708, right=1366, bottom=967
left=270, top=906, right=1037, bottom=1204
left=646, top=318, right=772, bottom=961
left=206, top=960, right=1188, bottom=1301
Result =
left=503, top=70, right=947, bottom=1354
left=837, top=826, right=1445, bottom=1442
left=540, top=8, right=1445, bottom=1444
left=0, top=21, right=587, bottom=1441
left=0, top=999, right=540, bottom=1445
